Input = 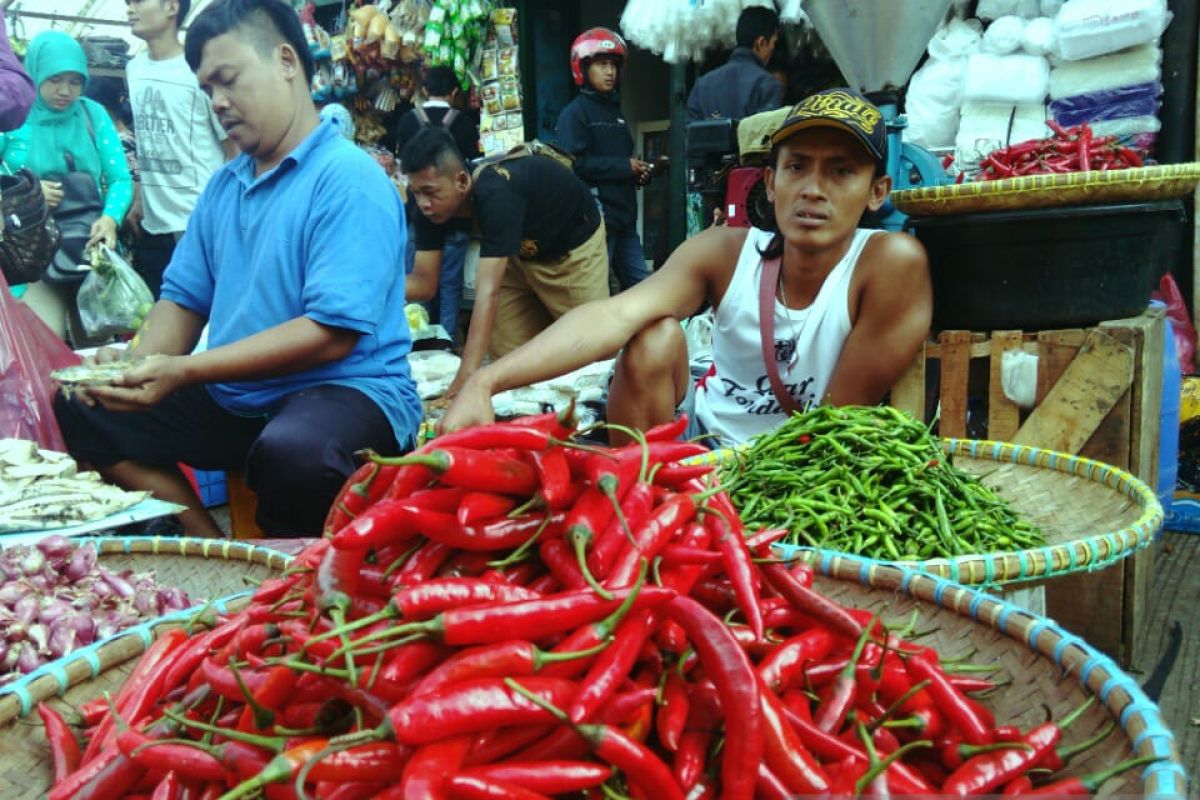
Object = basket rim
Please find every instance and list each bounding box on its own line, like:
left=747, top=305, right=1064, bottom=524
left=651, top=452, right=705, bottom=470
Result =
left=891, top=162, right=1200, bottom=215
left=815, top=554, right=1189, bottom=798
left=747, top=437, right=1164, bottom=585
left=0, top=536, right=294, bottom=719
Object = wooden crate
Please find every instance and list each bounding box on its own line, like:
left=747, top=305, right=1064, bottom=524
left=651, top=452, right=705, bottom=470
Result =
left=889, top=310, right=1166, bottom=667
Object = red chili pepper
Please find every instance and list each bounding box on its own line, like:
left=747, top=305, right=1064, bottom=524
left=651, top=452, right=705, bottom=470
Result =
left=539, top=537, right=588, bottom=590
left=906, top=652, right=992, bottom=746
left=117, top=731, right=226, bottom=783
left=330, top=500, right=421, bottom=552
left=656, top=668, right=690, bottom=751
left=569, top=608, right=657, bottom=723
left=1119, top=146, right=1144, bottom=167
left=395, top=540, right=453, bottom=583
left=411, top=638, right=603, bottom=697
left=673, top=688, right=720, bottom=791
left=459, top=761, right=611, bottom=794
left=1021, top=754, right=1160, bottom=796
left=302, top=742, right=412, bottom=783
left=757, top=676, right=831, bottom=793
left=757, top=627, right=836, bottom=693
left=377, top=448, right=540, bottom=495
left=652, top=462, right=715, bottom=488
left=1077, top=126, right=1093, bottom=171
left=431, top=420, right=561, bottom=452
left=763, top=562, right=863, bottom=640
left=444, top=775, right=551, bottom=800
left=38, top=702, right=80, bottom=783
left=941, top=721, right=1060, bottom=795
left=149, top=770, right=181, bottom=800
left=662, top=595, right=762, bottom=798
left=79, top=696, right=109, bottom=728
left=218, top=739, right=328, bottom=800
left=587, top=468, right=654, bottom=580
left=455, top=490, right=519, bottom=526
left=659, top=544, right=723, bottom=566
left=408, top=505, right=567, bottom=552
left=396, top=735, right=471, bottom=800
left=529, top=447, right=572, bottom=508
left=814, top=620, right=876, bottom=733
left=643, top=414, right=689, bottom=442
left=390, top=577, right=543, bottom=620
left=707, top=491, right=764, bottom=640
left=606, top=492, right=697, bottom=588
left=385, top=676, right=578, bottom=744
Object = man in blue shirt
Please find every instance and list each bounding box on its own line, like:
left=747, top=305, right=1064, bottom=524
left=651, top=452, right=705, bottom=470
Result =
left=54, top=0, right=421, bottom=537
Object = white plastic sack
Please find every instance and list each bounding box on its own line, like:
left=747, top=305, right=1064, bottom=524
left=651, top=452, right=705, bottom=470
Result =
left=905, top=57, right=967, bottom=148
left=1054, top=0, right=1171, bottom=61
left=1040, top=0, right=1065, bottom=16
left=964, top=54, right=1050, bottom=104
left=1022, top=17, right=1056, bottom=55
left=927, top=17, right=984, bottom=61
left=1001, top=350, right=1039, bottom=408
left=1090, top=115, right=1162, bottom=137
left=954, top=102, right=1050, bottom=169
left=1048, top=44, right=1161, bottom=99
left=977, top=0, right=1039, bottom=20
left=982, top=16, right=1025, bottom=54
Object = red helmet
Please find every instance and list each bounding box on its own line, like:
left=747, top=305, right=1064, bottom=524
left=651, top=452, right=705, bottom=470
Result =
left=570, top=27, right=627, bottom=87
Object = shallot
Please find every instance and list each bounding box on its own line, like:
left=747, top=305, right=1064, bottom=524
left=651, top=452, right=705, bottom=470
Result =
left=0, top=537, right=194, bottom=685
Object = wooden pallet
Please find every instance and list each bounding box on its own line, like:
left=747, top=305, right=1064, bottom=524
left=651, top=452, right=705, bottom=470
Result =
left=889, top=309, right=1166, bottom=666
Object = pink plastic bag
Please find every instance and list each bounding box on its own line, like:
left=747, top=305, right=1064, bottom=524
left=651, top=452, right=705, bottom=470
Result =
left=0, top=272, right=82, bottom=450
left=1152, top=273, right=1198, bottom=375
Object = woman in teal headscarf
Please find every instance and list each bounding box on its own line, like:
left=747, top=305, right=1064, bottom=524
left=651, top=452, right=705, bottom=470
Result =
left=0, top=30, right=133, bottom=329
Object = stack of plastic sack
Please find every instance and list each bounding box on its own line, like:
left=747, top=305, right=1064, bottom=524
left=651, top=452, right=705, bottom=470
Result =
left=1049, top=0, right=1172, bottom=154
left=904, top=18, right=982, bottom=150
left=953, top=2, right=1060, bottom=170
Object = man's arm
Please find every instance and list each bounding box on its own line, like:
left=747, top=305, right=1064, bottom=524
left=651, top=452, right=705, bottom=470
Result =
left=92, top=315, right=358, bottom=412
left=443, top=254, right=505, bottom=396
left=824, top=233, right=932, bottom=406
left=406, top=249, right=443, bottom=302
left=746, top=73, right=784, bottom=117
left=128, top=299, right=207, bottom=357
left=439, top=226, right=742, bottom=431
left=556, top=102, right=633, bottom=183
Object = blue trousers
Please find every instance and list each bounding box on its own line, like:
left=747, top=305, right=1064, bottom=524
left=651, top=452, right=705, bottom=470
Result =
left=423, top=230, right=468, bottom=343
left=606, top=227, right=648, bottom=292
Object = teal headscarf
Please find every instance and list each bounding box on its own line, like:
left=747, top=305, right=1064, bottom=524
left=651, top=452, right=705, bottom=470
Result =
left=6, top=31, right=103, bottom=180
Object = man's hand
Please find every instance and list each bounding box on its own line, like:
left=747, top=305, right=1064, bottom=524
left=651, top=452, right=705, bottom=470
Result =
left=87, top=215, right=118, bottom=250
left=630, top=158, right=652, bottom=185
left=87, top=354, right=189, bottom=412
left=436, top=374, right=495, bottom=435
left=40, top=180, right=63, bottom=211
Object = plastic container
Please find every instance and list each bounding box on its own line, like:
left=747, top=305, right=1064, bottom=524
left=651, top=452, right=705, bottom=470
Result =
left=1156, top=301, right=1181, bottom=516
left=907, top=200, right=1186, bottom=331
left=180, top=465, right=228, bottom=508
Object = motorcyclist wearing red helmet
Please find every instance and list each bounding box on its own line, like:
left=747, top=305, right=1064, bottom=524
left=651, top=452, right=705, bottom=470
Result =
left=556, top=27, right=652, bottom=292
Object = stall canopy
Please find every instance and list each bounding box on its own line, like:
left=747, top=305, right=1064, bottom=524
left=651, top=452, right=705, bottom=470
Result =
left=6, top=0, right=220, bottom=52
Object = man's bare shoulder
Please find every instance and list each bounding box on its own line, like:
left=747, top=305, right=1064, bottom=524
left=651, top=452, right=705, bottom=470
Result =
left=860, top=230, right=929, bottom=275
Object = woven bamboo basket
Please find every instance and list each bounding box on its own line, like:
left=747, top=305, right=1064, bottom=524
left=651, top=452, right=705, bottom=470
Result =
left=0, top=554, right=1185, bottom=797
left=0, top=537, right=292, bottom=730
left=891, top=162, right=1200, bottom=217
left=809, top=557, right=1188, bottom=797
left=752, top=439, right=1164, bottom=586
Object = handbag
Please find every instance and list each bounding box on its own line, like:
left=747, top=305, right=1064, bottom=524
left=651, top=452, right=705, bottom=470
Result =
left=0, top=168, right=61, bottom=286
left=43, top=154, right=104, bottom=286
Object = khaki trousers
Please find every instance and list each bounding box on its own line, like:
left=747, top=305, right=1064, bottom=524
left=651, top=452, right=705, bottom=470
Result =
left=489, top=220, right=610, bottom=358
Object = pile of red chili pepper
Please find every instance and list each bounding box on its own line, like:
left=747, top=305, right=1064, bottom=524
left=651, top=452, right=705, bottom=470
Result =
left=978, top=121, right=1147, bottom=180
left=39, top=408, right=1161, bottom=799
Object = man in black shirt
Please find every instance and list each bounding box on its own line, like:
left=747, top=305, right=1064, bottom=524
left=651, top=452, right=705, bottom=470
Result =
left=403, top=126, right=608, bottom=398
left=687, top=6, right=783, bottom=122
left=391, top=67, right=480, bottom=343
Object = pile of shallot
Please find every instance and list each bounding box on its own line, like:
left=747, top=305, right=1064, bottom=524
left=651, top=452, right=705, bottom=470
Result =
left=0, top=536, right=192, bottom=684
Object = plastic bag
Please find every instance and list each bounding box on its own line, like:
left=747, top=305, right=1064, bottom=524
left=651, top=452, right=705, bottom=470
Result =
left=1049, top=81, right=1161, bottom=126
left=964, top=54, right=1050, bottom=104
left=1048, top=44, right=1161, bottom=99
left=927, top=17, right=984, bottom=61
left=76, top=245, right=154, bottom=341
left=977, top=0, right=1039, bottom=20
left=905, top=57, right=967, bottom=148
left=1021, top=17, right=1057, bottom=55
left=1054, top=0, right=1171, bottom=61
left=1152, top=273, right=1197, bottom=375
left=982, top=16, right=1026, bottom=54
left=0, top=270, right=82, bottom=450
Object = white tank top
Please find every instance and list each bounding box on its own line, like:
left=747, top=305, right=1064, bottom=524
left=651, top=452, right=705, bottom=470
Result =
left=694, top=227, right=879, bottom=443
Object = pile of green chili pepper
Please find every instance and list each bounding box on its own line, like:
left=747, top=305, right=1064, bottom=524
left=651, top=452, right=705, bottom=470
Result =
left=720, top=405, right=1047, bottom=561
left=38, top=409, right=1152, bottom=799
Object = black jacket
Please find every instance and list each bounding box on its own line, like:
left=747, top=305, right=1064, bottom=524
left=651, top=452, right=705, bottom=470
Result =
left=687, top=48, right=783, bottom=122
left=555, top=88, right=637, bottom=233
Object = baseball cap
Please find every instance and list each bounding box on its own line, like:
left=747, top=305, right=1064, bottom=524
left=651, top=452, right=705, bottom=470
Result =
left=771, top=88, right=887, bottom=166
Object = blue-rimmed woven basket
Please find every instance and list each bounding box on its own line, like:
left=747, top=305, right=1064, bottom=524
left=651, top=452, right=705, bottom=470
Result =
left=810, top=555, right=1187, bottom=797
left=0, top=537, right=291, bottom=731
left=761, top=438, right=1164, bottom=587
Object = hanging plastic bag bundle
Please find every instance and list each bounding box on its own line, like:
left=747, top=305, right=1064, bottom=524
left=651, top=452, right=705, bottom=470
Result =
left=0, top=271, right=81, bottom=450
left=75, top=245, right=154, bottom=341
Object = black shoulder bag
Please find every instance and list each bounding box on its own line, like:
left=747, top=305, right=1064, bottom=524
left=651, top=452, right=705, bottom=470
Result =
left=44, top=106, right=106, bottom=286
left=0, top=168, right=61, bottom=286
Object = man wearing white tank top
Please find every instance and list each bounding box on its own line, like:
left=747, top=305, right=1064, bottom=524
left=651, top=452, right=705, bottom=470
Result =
left=440, top=89, right=932, bottom=444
